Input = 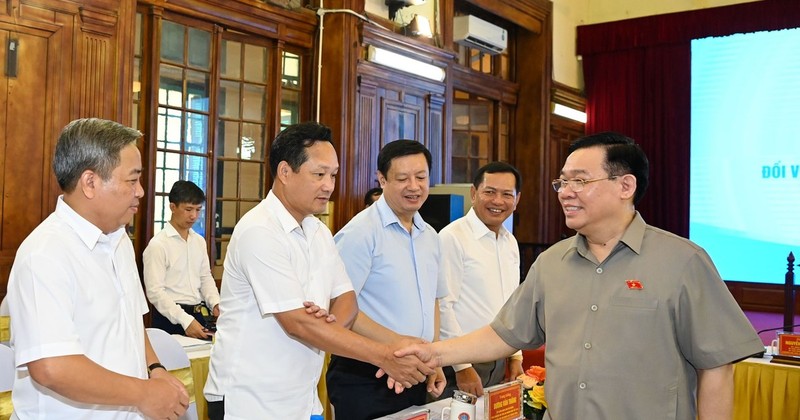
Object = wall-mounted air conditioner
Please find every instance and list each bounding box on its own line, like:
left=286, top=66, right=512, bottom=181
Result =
left=453, top=15, right=507, bottom=55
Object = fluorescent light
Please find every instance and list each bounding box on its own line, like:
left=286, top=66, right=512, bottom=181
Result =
left=553, top=103, right=587, bottom=123
left=366, top=45, right=446, bottom=82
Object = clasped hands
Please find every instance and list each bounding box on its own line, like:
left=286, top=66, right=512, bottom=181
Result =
left=303, top=302, right=444, bottom=396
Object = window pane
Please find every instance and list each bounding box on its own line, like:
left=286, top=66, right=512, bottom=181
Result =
left=184, top=154, right=207, bottom=190
left=239, top=162, right=263, bottom=199
left=452, top=132, right=469, bottom=156
left=282, top=52, right=300, bottom=88
left=219, top=80, right=241, bottom=119
left=241, top=123, right=265, bottom=161
left=186, top=70, right=210, bottom=111
left=453, top=104, right=469, bottom=129
left=159, top=64, right=184, bottom=107
left=161, top=21, right=185, bottom=63
left=221, top=40, right=242, bottom=79
left=242, top=83, right=266, bottom=121
left=281, top=90, right=300, bottom=126
left=239, top=201, right=258, bottom=219
left=217, top=120, right=240, bottom=158
left=155, top=151, right=180, bottom=192
left=188, top=28, right=211, bottom=69
left=219, top=200, right=237, bottom=229
left=470, top=104, right=489, bottom=131
left=153, top=195, right=167, bottom=234
left=157, top=107, right=183, bottom=150
left=185, top=112, right=209, bottom=153
left=218, top=161, right=239, bottom=198
left=243, top=44, right=267, bottom=83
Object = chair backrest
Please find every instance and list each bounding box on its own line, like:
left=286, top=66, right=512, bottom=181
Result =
left=145, top=328, right=197, bottom=420
left=0, top=344, right=14, bottom=391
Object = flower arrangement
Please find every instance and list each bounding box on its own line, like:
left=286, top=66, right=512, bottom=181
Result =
left=517, top=365, right=546, bottom=420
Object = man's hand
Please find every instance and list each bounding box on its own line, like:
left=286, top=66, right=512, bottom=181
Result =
left=303, top=301, right=337, bottom=323
left=505, top=358, right=524, bottom=383
left=456, top=367, right=484, bottom=397
left=427, top=367, right=446, bottom=398
left=212, top=304, right=220, bottom=317
left=139, top=369, right=189, bottom=419
left=184, top=319, right=210, bottom=339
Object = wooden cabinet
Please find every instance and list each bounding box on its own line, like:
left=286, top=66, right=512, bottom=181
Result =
left=0, top=0, right=132, bottom=298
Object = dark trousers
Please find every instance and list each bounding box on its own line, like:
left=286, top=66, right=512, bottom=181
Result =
left=326, top=355, right=427, bottom=420
left=149, top=303, right=207, bottom=336
left=207, top=399, right=224, bottom=420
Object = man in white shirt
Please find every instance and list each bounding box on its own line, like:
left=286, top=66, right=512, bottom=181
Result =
left=438, top=162, right=524, bottom=398
left=144, top=180, right=220, bottom=340
left=7, top=118, right=188, bottom=419
left=203, top=122, right=433, bottom=420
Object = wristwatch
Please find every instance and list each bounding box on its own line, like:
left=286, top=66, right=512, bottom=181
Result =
left=147, top=362, right=167, bottom=377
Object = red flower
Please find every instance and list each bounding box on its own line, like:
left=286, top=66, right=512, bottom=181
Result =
left=525, top=365, right=546, bottom=383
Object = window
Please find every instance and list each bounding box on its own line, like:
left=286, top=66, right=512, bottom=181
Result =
left=135, top=11, right=308, bottom=277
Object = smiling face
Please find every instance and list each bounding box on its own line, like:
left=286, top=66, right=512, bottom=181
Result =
left=471, top=172, right=519, bottom=234
left=94, top=143, right=145, bottom=233
left=378, top=153, right=430, bottom=223
left=558, top=146, right=625, bottom=236
left=279, top=141, right=339, bottom=223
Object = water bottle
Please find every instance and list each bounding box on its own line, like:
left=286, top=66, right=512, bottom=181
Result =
left=310, top=415, right=324, bottom=420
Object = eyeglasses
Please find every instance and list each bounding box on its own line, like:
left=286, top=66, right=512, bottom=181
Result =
left=551, top=176, right=618, bottom=193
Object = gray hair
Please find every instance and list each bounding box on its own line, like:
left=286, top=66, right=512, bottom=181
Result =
left=53, top=118, right=142, bottom=192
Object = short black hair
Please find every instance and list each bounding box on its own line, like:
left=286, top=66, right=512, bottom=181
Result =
left=472, top=162, right=522, bottom=191
left=569, top=132, right=649, bottom=205
left=169, top=180, right=205, bottom=205
left=377, top=140, right=432, bottom=177
left=269, top=122, right=333, bottom=178
left=364, top=187, right=383, bottom=206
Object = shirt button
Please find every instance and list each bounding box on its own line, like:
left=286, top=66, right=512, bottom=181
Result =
left=579, top=382, right=587, bottom=389
left=596, top=267, right=603, bottom=274
left=590, top=304, right=598, bottom=311
left=584, top=342, right=592, bottom=350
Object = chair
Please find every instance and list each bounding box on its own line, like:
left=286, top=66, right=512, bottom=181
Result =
left=146, top=328, right=198, bottom=420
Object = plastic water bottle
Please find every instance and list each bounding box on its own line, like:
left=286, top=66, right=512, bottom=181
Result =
left=310, top=415, right=324, bottom=420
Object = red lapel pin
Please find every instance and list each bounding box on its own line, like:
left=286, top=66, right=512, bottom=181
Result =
left=626, top=279, right=643, bottom=290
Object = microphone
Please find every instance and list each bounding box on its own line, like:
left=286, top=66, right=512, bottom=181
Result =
left=756, top=324, right=800, bottom=335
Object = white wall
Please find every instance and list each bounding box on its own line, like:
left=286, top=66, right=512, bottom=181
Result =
left=553, top=0, right=760, bottom=89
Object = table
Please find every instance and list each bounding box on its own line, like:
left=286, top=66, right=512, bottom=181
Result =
left=380, top=356, right=800, bottom=420
left=733, top=355, right=800, bottom=420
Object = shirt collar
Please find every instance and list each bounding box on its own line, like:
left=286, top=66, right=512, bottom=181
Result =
left=55, top=195, right=126, bottom=251
left=265, top=190, right=321, bottom=237
left=374, top=194, right=428, bottom=232
left=564, top=211, right=646, bottom=258
left=464, top=207, right=509, bottom=240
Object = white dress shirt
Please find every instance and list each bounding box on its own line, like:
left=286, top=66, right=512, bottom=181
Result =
left=204, top=191, right=353, bottom=419
left=438, top=208, right=521, bottom=371
left=143, top=223, right=220, bottom=329
left=8, top=196, right=148, bottom=419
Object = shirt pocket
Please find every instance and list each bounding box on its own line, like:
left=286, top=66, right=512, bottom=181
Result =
left=610, top=295, right=658, bottom=310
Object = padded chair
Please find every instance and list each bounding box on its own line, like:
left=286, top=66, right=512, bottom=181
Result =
left=145, top=328, right=198, bottom=420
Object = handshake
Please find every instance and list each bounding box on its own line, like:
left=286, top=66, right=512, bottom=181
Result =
left=303, top=301, right=444, bottom=396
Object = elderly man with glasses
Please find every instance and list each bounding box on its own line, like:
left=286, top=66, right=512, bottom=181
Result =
left=397, top=132, right=763, bottom=420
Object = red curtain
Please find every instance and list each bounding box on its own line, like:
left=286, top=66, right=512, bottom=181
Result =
left=577, top=0, right=800, bottom=237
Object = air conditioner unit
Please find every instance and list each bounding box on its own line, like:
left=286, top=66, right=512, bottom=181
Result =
left=453, top=15, right=507, bottom=55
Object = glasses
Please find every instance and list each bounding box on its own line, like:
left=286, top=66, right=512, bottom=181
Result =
left=551, top=176, right=618, bottom=193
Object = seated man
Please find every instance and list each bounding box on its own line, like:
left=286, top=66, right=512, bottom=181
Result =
left=144, top=180, right=220, bottom=339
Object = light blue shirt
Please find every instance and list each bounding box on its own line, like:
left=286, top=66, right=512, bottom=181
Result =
left=334, top=195, right=444, bottom=342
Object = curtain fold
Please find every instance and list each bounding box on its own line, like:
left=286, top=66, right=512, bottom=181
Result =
left=577, top=0, right=800, bottom=236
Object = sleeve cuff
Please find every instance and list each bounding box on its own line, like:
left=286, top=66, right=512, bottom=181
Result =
left=453, top=363, right=472, bottom=372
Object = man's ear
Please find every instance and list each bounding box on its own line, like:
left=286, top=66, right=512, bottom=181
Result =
left=277, top=161, right=291, bottom=183
left=377, top=171, right=387, bottom=188
left=619, top=174, right=637, bottom=201
left=78, top=170, right=98, bottom=199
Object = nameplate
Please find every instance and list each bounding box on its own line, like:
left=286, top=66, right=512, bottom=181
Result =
left=777, top=333, right=800, bottom=357
left=484, top=381, right=523, bottom=420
